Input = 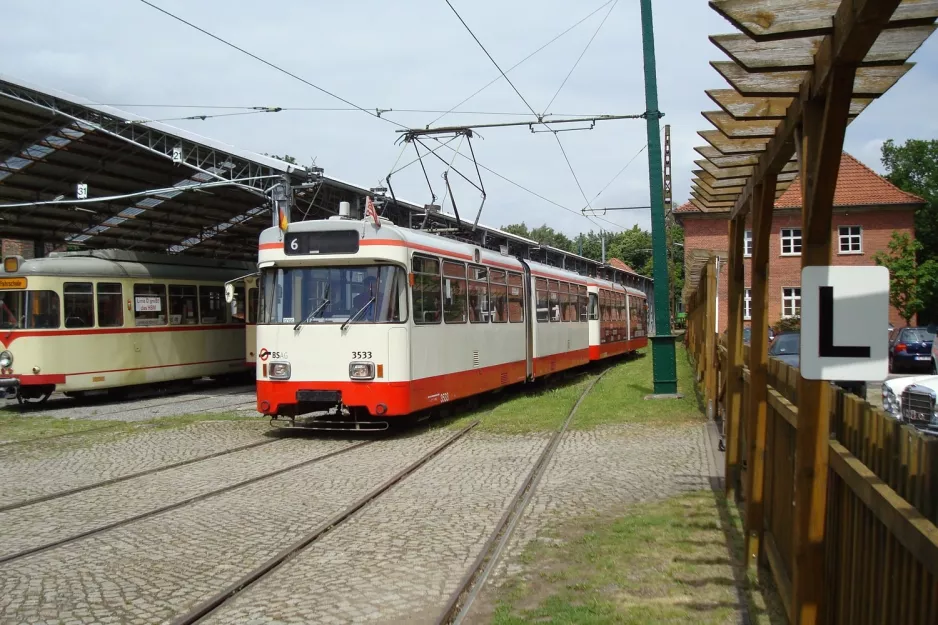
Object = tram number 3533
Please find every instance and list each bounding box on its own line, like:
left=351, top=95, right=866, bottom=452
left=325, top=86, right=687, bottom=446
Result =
left=352, top=351, right=372, bottom=359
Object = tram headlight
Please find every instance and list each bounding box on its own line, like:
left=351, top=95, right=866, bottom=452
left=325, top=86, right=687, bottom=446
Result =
left=349, top=362, right=375, bottom=381
left=268, top=362, right=291, bottom=380
left=0, top=351, right=12, bottom=368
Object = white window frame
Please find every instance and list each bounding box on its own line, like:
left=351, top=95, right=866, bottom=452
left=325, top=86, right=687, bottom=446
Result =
left=744, top=230, right=753, bottom=258
left=838, top=225, right=862, bottom=254
left=744, top=287, right=752, bottom=320
left=780, top=228, right=802, bottom=256
left=782, top=287, right=801, bottom=318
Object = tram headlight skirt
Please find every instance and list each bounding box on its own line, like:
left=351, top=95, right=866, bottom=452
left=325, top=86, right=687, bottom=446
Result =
left=349, top=362, right=375, bottom=381
left=268, top=362, right=291, bottom=380
left=0, top=351, right=12, bottom=368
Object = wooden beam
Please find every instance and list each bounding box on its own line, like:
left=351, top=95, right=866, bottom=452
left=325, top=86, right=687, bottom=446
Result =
left=791, top=62, right=856, bottom=625
left=703, top=110, right=781, bottom=138
left=700, top=130, right=771, bottom=155
left=725, top=214, right=746, bottom=499
left=694, top=179, right=745, bottom=197
left=712, top=60, right=913, bottom=98
left=691, top=191, right=736, bottom=208
left=695, top=170, right=750, bottom=188
left=709, top=0, right=938, bottom=41
left=710, top=26, right=936, bottom=70
left=730, top=0, right=910, bottom=219
left=696, top=158, right=754, bottom=179
left=744, top=173, right=777, bottom=573
left=705, top=258, right=718, bottom=420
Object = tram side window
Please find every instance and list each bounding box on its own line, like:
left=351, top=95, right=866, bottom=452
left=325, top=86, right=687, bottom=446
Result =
left=533, top=278, right=547, bottom=322
left=588, top=292, right=598, bottom=321
left=442, top=261, right=468, bottom=324
left=508, top=272, right=524, bottom=323
left=134, top=284, right=167, bottom=326
left=96, top=283, right=123, bottom=327
left=557, top=283, right=569, bottom=322
left=578, top=285, right=588, bottom=322
left=0, top=291, right=60, bottom=329
left=199, top=286, right=226, bottom=324
left=630, top=296, right=646, bottom=338
left=489, top=269, right=508, bottom=323
left=413, top=255, right=442, bottom=325
left=548, top=280, right=560, bottom=322
left=248, top=288, right=258, bottom=324
left=64, top=282, right=94, bottom=328
left=230, top=285, right=246, bottom=324
left=468, top=265, right=489, bottom=323
left=169, top=285, right=199, bottom=325
left=619, top=293, right=627, bottom=323
left=601, top=291, right=611, bottom=321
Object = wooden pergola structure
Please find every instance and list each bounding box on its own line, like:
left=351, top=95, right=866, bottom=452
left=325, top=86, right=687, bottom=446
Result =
left=685, top=1, right=938, bottom=624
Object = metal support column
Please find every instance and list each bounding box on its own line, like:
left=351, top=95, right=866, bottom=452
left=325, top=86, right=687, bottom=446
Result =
left=639, top=0, right=677, bottom=394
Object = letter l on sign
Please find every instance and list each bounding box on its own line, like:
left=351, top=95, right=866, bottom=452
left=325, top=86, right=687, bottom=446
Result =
left=800, top=266, right=889, bottom=382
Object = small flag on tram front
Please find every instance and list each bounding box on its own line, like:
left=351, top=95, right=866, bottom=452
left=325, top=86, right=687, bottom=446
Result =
left=365, top=196, right=380, bottom=226
left=278, top=206, right=288, bottom=231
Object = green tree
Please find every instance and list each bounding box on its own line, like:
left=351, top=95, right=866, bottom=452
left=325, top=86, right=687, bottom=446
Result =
left=500, top=223, right=574, bottom=252
left=501, top=222, right=531, bottom=239
left=264, top=153, right=298, bottom=164
left=873, top=231, right=938, bottom=325
left=881, top=139, right=938, bottom=322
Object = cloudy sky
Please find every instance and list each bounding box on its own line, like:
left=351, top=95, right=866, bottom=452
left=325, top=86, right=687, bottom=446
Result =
left=3, top=1, right=936, bottom=236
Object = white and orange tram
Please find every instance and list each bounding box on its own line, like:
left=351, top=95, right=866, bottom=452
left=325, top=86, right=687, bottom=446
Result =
left=0, top=250, right=254, bottom=403
left=254, top=216, right=647, bottom=425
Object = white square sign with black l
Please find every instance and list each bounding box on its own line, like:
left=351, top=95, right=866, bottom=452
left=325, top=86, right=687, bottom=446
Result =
left=800, top=266, right=889, bottom=381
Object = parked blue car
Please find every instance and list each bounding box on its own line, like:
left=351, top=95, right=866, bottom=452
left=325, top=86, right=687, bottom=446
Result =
left=888, top=327, right=935, bottom=373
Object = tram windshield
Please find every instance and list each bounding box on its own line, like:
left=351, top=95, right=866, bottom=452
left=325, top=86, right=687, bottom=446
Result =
left=0, top=290, right=61, bottom=329
left=259, top=265, right=407, bottom=325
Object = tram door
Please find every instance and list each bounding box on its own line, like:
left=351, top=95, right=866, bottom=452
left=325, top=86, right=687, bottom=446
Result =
left=519, top=260, right=534, bottom=380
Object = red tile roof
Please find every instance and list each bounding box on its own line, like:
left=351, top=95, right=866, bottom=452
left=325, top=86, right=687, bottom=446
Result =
left=675, top=153, right=923, bottom=216
left=775, top=152, right=923, bottom=208
left=608, top=258, right=635, bottom=272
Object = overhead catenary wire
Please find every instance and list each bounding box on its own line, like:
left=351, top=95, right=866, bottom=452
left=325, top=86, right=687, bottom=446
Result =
left=543, top=0, right=619, bottom=114
left=138, top=0, right=619, bottom=237
left=553, top=133, right=593, bottom=210
left=429, top=0, right=617, bottom=126
left=101, top=103, right=620, bottom=118
left=583, top=143, right=648, bottom=210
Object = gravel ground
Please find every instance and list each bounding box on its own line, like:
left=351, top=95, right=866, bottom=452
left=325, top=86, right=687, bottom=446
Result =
left=0, top=436, right=360, bottom=560
left=0, top=420, right=270, bottom=508
left=0, top=430, right=453, bottom=625
left=202, top=432, right=550, bottom=625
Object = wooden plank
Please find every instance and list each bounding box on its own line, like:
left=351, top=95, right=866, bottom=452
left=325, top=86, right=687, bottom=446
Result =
left=691, top=190, right=737, bottom=208
left=707, top=88, right=793, bottom=119
left=765, top=530, right=794, bottom=622
left=700, top=129, right=771, bottom=155
left=710, top=26, right=936, bottom=70
left=829, top=440, right=938, bottom=579
left=744, top=175, right=775, bottom=573
left=709, top=0, right=938, bottom=41
left=726, top=216, right=746, bottom=499
left=695, top=158, right=755, bottom=179
left=712, top=60, right=914, bottom=98
left=703, top=110, right=781, bottom=138
left=705, top=258, right=718, bottom=419
left=694, top=179, right=745, bottom=197
left=694, top=170, right=750, bottom=189
left=689, top=197, right=711, bottom=213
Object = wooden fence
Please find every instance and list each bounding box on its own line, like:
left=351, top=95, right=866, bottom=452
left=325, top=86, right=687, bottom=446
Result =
left=701, top=336, right=938, bottom=624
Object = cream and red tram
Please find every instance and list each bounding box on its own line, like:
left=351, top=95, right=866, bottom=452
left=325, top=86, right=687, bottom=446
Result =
left=254, top=216, right=648, bottom=426
left=0, top=250, right=253, bottom=403
left=224, top=273, right=259, bottom=366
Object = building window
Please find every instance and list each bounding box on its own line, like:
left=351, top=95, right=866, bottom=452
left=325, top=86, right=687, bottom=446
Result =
left=838, top=225, right=862, bottom=254
left=781, top=228, right=802, bottom=256
left=744, top=288, right=752, bottom=320
left=782, top=287, right=801, bottom=318
left=744, top=230, right=753, bottom=257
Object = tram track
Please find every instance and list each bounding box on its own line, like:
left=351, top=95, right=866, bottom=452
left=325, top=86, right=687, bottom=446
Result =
left=168, top=420, right=480, bottom=625
left=434, top=368, right=610, bottom=625
left=0, top=431, right=277, bottom=514
left=0, top=438, right=375, bottom=565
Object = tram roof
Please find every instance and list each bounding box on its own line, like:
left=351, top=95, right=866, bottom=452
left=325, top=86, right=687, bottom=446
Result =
left=7, top=249, right=253, bottom=281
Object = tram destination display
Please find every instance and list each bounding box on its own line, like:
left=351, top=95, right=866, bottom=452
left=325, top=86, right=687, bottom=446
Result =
left=284, top=231, right=360, bottom=256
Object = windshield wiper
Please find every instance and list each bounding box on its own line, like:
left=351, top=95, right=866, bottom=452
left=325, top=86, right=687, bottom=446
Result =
left=294, top=290, right=330, bottom=330
left=341, top=296, right=375, bottom=331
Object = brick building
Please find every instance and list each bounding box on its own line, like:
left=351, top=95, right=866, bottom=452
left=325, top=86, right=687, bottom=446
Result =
left=676, top=152, right=924, bottom=331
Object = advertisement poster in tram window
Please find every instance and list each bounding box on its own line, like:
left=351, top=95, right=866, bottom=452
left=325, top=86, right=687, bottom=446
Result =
left=630, top=298, right=645, bottom=338
left=135, top=296, right=162, bottom=312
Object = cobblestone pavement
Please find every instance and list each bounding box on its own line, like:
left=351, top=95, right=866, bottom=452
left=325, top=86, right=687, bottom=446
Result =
left=0, top=382, right=257, bottom=422
left=202, top=432, right=549, bottom=625
left=0, top=421, right=270, bottom=508
left=0, top=430, right=452, bottom=624
left=464, top=422, right=715, bottom=623
left=0, top=436, right=359, bottom=560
